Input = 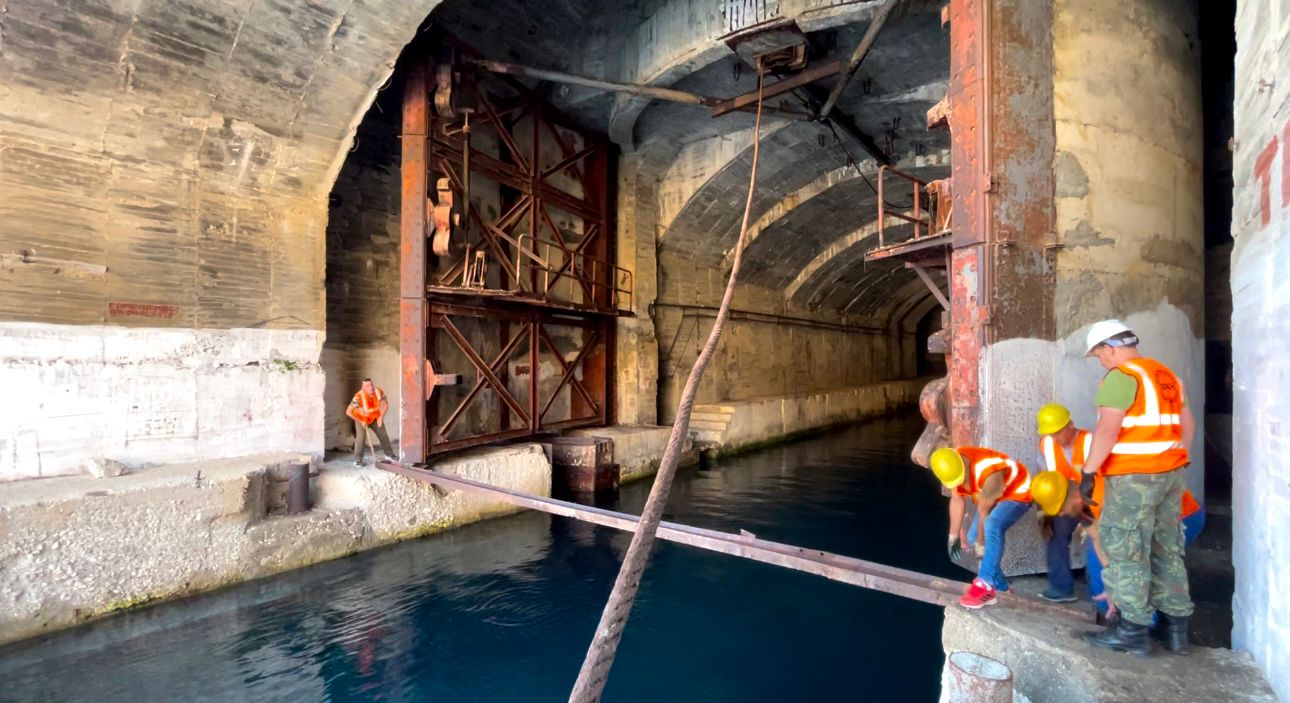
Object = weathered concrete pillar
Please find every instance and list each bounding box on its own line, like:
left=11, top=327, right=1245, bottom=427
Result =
left=948, top=0, right=1057, bottom=454
left=614, top=154, right=660, bottom=425
left=943, top=0, right=1204, bottom=575
left=947, top=0, right=1204, bottom=474
left=1048, top=0, right=1206, bottom=497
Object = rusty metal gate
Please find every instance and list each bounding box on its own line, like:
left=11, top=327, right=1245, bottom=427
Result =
left=400, top=34, right=631, bottom=461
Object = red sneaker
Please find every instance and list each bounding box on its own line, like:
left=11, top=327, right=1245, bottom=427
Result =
left=959, top=578, right=997, bottom=609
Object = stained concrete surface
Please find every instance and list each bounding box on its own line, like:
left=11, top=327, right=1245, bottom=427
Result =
left=690, top=378, right=925, bottom=453
left=943, top=499, right=1256, bottom=702
left=569, top=425, right=691, bottom=483
left=0, top=445, right=549, bottom=645
left=943, top=600, right=1277, bottom=703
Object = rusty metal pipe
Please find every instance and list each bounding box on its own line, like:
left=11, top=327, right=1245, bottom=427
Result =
left=466, top=57, right=720, bottom=107
left=375, top=462, right=1086, bottom=621
left=651, top=301, right=886, bottom=333
left=286, top=462, right=311, bottom=514
left=378, top=462, right=964, bottom=606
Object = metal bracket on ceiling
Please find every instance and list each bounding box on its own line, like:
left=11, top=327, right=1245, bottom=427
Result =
left=723, top=18, right=808, bottom=70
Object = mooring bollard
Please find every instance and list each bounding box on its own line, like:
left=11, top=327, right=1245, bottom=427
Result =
left=287, top=462, right=311, bottom=514
left=944, top=651, right=1013, bottom=703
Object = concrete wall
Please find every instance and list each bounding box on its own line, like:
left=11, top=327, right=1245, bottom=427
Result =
left=696, top=378, right=925, bottom=454
left=1052, top=0, right=1206, bottom=494
left=1230, top=1, right=1290, bottom=698
left=981, top=0, right=1206, bottom=499
left=0, top=445, right=549, bottom=645
left=0, top=0, right=448, bottom=478
left=654, top=251, right=917, bottom=423
left=0, top=323, right=323, bottom=480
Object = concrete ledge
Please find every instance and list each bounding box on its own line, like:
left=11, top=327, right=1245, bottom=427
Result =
left=315, top=444, right=550, bottom=540
left=0, top=445, right=549, bottom=645
left=697, top=378, right=926, bottom=455
left=941, top=605, right=1277, bottom=703
left=569, top=425, right=695, bottom=483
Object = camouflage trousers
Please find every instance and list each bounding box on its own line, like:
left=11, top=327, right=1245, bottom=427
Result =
left=1101, top=470, right=1195, bottom=625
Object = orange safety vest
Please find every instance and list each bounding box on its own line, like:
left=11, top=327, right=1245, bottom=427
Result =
left=1039, top=430, right=1092, bottom=483
left=954, top=447, right=1032, bottom=503
left=1102, top=358, right=1189, bottom=476
left=1180, top=489, right=1201, bottom=519
left=352, top=388, right=385, bottom=424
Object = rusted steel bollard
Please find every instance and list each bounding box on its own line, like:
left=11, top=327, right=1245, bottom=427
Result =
left=944, top=651, right=1013, bottom=703
left=287, top=462, right=311, bottom=514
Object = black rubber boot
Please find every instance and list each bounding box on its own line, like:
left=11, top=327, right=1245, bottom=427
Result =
left=1153, top=613, right=1192, bottom=655
left=1084, top=618, right=1150, bottom=656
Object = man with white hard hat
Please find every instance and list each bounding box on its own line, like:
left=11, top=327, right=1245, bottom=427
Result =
left=1077, top=319, right=1195, bottom=656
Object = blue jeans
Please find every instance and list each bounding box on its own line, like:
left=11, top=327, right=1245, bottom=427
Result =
left=1045, top=515, right=1079, bottom=595
left=1088, top=508, right=1204, bottom=613
left=967, top=500, right=1029, bottom=591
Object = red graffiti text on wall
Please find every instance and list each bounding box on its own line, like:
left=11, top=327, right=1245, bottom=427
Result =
left=1252, top=120, right=1290, bottom=228
left=108, top=302, right=179, bottom=319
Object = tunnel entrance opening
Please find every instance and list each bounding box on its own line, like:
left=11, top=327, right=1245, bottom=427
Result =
left=324, top=24, right=629, bottom=461
left=324, top=2, right=952, bottom=459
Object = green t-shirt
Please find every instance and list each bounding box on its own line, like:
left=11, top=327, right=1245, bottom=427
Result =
left=1095, top=370, right=1138, bottom=410
left=1095, top=367, right=1187, bottom=410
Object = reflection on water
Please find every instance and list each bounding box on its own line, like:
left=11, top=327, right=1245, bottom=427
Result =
left=0, top=413, right=957, bottom=702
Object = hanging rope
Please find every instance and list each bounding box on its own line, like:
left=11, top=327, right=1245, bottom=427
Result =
left=567, top=63, right=769, bottom=703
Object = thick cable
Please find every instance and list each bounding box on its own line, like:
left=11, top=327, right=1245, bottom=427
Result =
left=566, top=65, right=768, bottom=703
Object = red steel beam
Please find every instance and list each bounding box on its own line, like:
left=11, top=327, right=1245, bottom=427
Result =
left=947, top=0, right=987, bottom=446
left=400, top=60, right=430, bottom=463
left=710, top=60, right=842, bottom=117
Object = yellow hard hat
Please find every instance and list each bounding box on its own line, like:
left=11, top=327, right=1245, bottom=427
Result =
left=1036, top=403, right=1072, bottom=436
left=930, top=448, right=966, bottom=488
left=1030, top=471, right=1069, bottom=516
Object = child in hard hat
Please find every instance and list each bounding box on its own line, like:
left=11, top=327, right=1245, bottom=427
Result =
left=929, top=446, right=1034, bottom=609
left=1034, top=403, right=1091, bottom=604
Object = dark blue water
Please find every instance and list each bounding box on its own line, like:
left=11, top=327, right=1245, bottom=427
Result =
left=0, top=413, right=959, bottom=702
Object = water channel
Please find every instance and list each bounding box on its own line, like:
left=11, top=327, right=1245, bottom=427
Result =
left=0, top=413, right=960, bottom=702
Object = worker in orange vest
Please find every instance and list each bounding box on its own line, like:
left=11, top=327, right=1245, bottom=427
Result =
left=1034, top=403, right=1088, bottom=603
left=929, top=446, right=1033, bottom=609
left=1076, top=320, right=1195, bottom=655
left=1083, top=475, right=1202, bottom=624
left=1029, top=467, right=1203, bottom=629
left=346, top=378, right=395, bottom=466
